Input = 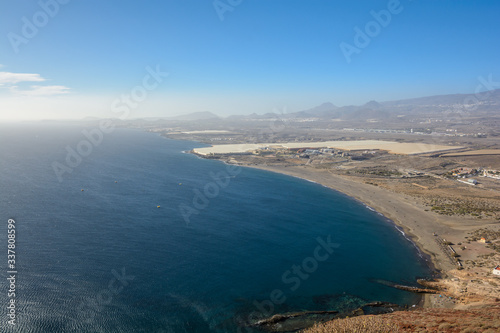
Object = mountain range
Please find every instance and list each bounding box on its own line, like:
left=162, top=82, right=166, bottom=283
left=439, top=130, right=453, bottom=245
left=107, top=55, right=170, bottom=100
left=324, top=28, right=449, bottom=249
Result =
left=224, top=89, right=500, bottom=122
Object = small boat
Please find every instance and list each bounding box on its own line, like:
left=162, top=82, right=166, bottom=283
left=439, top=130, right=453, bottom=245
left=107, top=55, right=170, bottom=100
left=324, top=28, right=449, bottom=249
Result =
left=157, top=205, right=161, bottom=208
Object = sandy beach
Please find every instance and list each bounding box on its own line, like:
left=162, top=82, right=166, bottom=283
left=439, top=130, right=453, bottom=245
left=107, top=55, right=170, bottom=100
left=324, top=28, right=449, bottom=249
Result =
left=231, top=163, right=500, bottom=311
left=244, top=165, right=459, bottom=271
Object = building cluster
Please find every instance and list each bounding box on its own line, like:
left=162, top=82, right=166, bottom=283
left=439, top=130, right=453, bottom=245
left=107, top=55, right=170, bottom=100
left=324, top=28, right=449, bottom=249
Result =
left=251, top=146, right=382, bottom=161
left=448, top=167, right=479, bottom=185
left=448, top=168, right=500, bottom=185
left=450, top=168, right=500, bottom=179
left=483, top=169, right=500, bottom=180
left=295, top=148, right=350, bottom=158
left=451, top=167, right=478, bottom=177
left=254, top=146, right=353, bottom=160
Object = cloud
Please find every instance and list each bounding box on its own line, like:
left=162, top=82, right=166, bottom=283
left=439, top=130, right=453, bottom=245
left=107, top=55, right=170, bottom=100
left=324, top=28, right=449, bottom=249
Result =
left=0, top=71, right=46, bottom=85
left=0, top=69, right=70, bottom=96
left=10, top=85, right=70, bottom=96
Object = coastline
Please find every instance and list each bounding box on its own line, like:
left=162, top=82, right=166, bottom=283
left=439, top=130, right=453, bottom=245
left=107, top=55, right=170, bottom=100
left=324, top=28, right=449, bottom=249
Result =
left=186, top=146, right=499, bottom=315
left=242, top=164, right=457, bottom=272
left=236, top=163, right=478, bottom=310
left=181, top=139, right=500, bottom=330
left=237, top=164, right=499, bottom=305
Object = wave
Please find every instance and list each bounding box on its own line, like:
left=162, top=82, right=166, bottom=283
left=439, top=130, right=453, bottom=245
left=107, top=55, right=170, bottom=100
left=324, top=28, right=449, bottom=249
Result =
left=364, top=204, right=384, bottom=217
left=363, top=204, right=427, bottom=261
left=393, top=225, right=426, bottom=260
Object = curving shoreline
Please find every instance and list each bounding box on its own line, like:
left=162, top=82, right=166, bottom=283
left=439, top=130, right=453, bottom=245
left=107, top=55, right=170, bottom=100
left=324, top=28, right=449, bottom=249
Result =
left=234, top=163, right=483, bottom=312
left=187, top=148, right=500, bottom=330
left=237, top=164, right=500, bottom=309
left=190, top=148, right=460, bottom=276
left=241, top=164, right=458, bottom=272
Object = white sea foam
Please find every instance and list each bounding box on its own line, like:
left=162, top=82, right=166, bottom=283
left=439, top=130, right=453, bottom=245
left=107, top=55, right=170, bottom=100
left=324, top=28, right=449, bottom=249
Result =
left=364, top=205, right=376, bottom=212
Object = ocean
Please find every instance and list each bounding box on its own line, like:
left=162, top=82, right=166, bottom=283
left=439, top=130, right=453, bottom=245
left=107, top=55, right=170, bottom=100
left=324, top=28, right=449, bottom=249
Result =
left=0, top=124, right=431, bottom=332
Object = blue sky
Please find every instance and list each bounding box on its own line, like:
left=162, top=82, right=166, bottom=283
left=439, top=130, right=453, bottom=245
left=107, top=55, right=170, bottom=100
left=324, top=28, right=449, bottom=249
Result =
left=0, top=0, right=499, bottom=120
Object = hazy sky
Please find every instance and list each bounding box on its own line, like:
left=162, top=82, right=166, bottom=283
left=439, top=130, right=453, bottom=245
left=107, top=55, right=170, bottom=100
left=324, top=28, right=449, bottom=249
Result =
left=1, top=0, right=499, bottom=120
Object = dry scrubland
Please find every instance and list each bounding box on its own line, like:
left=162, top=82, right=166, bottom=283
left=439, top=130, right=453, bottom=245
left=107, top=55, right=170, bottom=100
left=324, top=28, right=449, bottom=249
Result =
left=357, top=175, right=500, bottom=220
left=302, top=306, right=500, bottom=333
left=302, top=315, right=400, bottom=333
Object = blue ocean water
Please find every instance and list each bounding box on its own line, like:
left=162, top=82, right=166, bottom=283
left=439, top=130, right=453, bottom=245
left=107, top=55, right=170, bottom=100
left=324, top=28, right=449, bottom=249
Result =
left=0, top=124, right=431, bottom=332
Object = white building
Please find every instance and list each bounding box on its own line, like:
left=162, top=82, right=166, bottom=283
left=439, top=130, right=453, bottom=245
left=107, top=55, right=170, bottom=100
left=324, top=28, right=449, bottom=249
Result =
left=493, top=265, right=500, bottom=277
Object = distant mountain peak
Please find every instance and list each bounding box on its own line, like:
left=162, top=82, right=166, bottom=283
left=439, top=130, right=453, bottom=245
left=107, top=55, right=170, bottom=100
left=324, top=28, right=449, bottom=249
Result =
left=318, top=102, right=337, bottom=108
left=312, top=102, right=338, bottom=111
left=363, top=100, right=381, bottom=108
